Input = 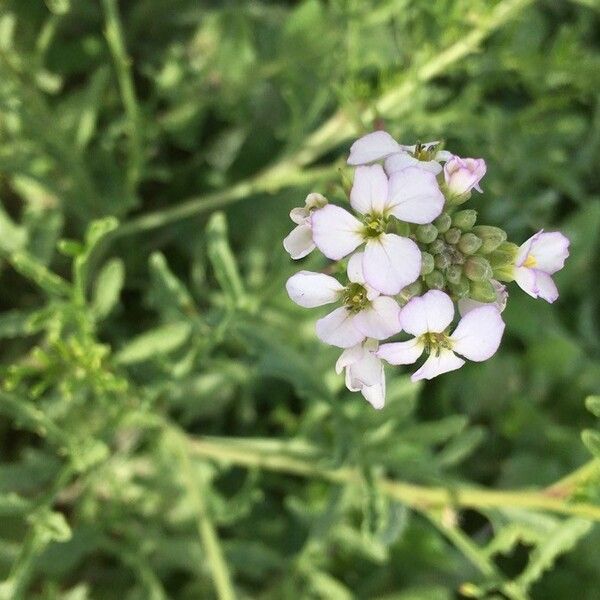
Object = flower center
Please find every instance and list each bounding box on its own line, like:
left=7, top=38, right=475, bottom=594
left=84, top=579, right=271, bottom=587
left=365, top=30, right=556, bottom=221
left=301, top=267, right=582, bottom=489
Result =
left=343, top=282, right=370, bottom=313
left=523, top=254, right=537, bottom=268
left=363, top=214, right=387, bottom=238
left=420, top=331, right=453, bottom=356
left=413, top=142, right=439, bottom=162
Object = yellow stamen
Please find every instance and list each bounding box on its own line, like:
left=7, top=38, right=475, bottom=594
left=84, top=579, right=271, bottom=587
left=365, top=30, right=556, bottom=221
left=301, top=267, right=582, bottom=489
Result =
left=523, top=254, right=537, bottom=268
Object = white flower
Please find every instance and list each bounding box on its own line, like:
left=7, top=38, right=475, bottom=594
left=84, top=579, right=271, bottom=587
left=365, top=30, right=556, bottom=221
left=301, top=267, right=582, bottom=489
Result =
left=336, top=339, right=385, bottom=409
left=378, top=290, right=505, bottom=381
left=283, top=193, right=328, bottom=259
left=443, top=156, right=487, bottom=197
left=513, top=230, right=570, bottom=303
left=286, top=253, right=401, bottom=348
left=458, top=279, right=508, bottom=316
left=347, top=131, right=451, bottom=175
left=311, top=164, right=444, bottom=295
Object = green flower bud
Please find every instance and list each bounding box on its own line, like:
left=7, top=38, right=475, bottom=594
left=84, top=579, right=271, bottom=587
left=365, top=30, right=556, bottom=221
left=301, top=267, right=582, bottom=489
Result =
left=401, top=280, right=423, bottom=301
left=445, top=227, right=461, bottom=245
left=391, top=220, right=411, bottom=237
left=448, top=277, right=470, bottom=299
left=433, top=212, right=452, bottom=233
left=429, top=239, right=446, bottom=255
left=464, top=256, right=493, bottom=282
left=448, top=247, right=465, bottom=264
left=446, top=264, right=463, bottom=285
left=420, top=252, right=435, bottom=275
left=472, top=226, right=507, bottom=254
left=424, top=270, right=445, bottom=290
left=469, top=280, right=497, bottom=303
left=452, top=209, right=477, bottom=231
left=434, top=252, right=452, bottom=271
left=416, top=224, right=438, bottom=244
left=457, top=232, right=483, bottom=255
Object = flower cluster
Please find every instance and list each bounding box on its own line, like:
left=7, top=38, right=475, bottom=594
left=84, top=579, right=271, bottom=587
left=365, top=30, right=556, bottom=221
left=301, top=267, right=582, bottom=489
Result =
left=284, top=131, right=570, bottom=409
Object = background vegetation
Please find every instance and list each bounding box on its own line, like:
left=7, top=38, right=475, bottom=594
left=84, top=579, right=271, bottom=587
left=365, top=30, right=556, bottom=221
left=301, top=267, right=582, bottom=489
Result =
left=0, top=0, right=599, bottom=598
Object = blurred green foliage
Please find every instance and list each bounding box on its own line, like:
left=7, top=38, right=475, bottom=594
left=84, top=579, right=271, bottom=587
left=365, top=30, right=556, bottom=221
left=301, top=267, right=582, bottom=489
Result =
left=0, top=0, right=599, bottom=598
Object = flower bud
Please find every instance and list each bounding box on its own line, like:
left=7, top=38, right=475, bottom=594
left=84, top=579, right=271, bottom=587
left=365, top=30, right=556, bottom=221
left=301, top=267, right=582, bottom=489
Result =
left=464, top=256, right=492, bottom=281
left=434, top=252, right=452, bottom=270
left=433, top=212, right=452, bottom=233
left=469, top=279, right=497, bottom=303
left=457, top=232, right=482, bottom=255
left=446, top=264, right=463, bottom=284
left=429, top=239, right=446, bottom=255
left=444, top=227, right=461, bottom=245
left=401, top=280, right=423, bottom=302
left=420, top=252, right=435, bottom=275
left=424, top=270, right=445, bottom=290
left=488, top=241, right=519, bottom=268
left=416, top=224, right=438, bottom=244
left=444, top=156, right=486, bottom=197
left=472, top=226, right=507, bottom=254
left=452, top=209, right=477, bottom=231
left=448, top=277, right=470, bottom=298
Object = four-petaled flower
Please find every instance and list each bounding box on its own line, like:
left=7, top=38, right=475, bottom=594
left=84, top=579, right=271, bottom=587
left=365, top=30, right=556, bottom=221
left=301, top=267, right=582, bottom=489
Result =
left=286, top=253, right=402, bottom=348
left=513, top=230, right=570, bottom=303
left=377, top=290, right=505, bottom=381
left=283, top=192, right=328, bottom=259
left=311, top=164, right=444, bottom=295
left=347, top=130, right=451, bottom=175
left=336, top=339, right=385, bottom=409
left=443, top=156, right=487, bottom=197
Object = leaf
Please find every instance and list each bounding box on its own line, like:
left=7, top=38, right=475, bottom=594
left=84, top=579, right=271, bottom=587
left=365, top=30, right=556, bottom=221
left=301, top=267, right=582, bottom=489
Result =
left=92, top=258, right=125, bottom=319
left=149, top=252, right=197, bottom=318
left=29, top=508, right=72, bottom=544
left=585, top=395, right=600, bottom=418
left=581, top=430, right=600, bottom=458
left=514, top=518, right=593, bottom=591
left=438, top=426, right=485, bottom=467
left=0, top=202, right=26, bottom=253
left=115, top=322, right=192, bottom=365
left=9, top=252, right=71, bottom=297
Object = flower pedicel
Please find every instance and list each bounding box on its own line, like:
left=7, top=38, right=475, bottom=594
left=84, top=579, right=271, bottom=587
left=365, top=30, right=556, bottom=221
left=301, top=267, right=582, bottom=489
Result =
left=284, top=130, right=570, bottom=409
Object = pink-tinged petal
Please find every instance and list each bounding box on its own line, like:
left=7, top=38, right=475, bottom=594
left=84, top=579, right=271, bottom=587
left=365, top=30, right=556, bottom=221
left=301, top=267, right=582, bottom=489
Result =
left=532, top=271, right=559, bottom=303
left=514, top=266, right=538, bottom=298
left=411, top=349, right=464, bottom=381
left=436, top=150, right=452, bottom=162
left=350, top=165, right=389, bottom=215
left=516, top=230, right=543, bottom=266
left=286, top=271, right=344, bottom=308
left=377, top=338, right=424, bottom=365
left=385, top=153, right=442, bottom=176
left=450, top=305, right=505, bottom=362
left=335, top=344, right=364, bottom=375
left=443, top=157, right=486, bottom=196
left=400, top=290, right=454, bottom=336
left=353, top=296, right=402, bottom=340
left=347, top=131, right=401, bottom=165
left=305, top=192, right=328, bottom=211
left=361, top=379, right=386, bottom=409
left=458, top=280, right=508, bottom=316
left=387, top=167, right=445, bottom=224
left=283, top=224, right=315, bottom=259
left=347, top=351, right=383, bottom=389
left=289, top=207, right=308, bottom=225
left=315, top=307, right=365, bottom=348
left=529, top=231, right=570, bottom=274
left=311, top=205, right=364, bottom=260
left=347, top=251, right=366, bottom=283
left=363, top=234, right=421, bottom=295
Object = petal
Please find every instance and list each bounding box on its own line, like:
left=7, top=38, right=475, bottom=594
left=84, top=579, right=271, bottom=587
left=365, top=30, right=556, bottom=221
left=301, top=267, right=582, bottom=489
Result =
left=387, top=167, right=445, bottom=224
left=353, top=296, right=402, bottom=340
left=289, top=207, right=308, bottom=225
left=283, top=224, right=315, bottom=259
left=347, top=351, right=383, bottom=389
left=385, top=153, right=442, bottom=176
left=514, top=266, right=538, bottom=298
left=411, top=349, right=465, bottom=381
left=400, top=290, right=454, bottom=336
left=529, top=231, right=570, bottom=274
left=311, top=205, right=364, bottom=260
left=532, top=271, right=559, bottom=303
left=363, top=234, right=421, bottom=295
left=350, top=164, right=389, bottom=215
left=335, top=343, right=364, bottom=375
left=286, top=271, right=344, bottom=308
left=377, top=338, right=424, bottom=365
left=516, top=230, right=543, bottom=266
left=316, top=307, right=365, bottom=348
left=347, top=251, right=366, bottom=284
left=347, top=131, right=401, bottom=165
left=450, top=305, right=505, bottom=362
left=361, top=379, right=386, bottom=410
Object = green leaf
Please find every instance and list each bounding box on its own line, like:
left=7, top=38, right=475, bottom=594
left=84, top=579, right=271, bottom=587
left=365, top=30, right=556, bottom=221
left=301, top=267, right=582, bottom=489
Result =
left=149, top=252, right=197, bottom=318
left=9, top=252, right=71, bottom=297
left=585, top=395, right=600, bottom=418
left=115, top=322, right=192, bottom=365
left=92, top=258, right=125, bottom=319
left=581, top=430, right=600, bottom=457
left=29, top=508, right=72, bottom=544
left=438, top=426, right=485, bottom=467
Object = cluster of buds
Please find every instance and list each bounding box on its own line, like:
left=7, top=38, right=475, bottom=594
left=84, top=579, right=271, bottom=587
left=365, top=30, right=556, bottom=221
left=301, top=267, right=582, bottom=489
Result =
left=284, top=131, right=570, bottom=409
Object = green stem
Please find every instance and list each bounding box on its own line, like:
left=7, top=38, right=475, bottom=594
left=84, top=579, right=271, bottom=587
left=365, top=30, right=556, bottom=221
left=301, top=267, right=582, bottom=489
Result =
left=188, top=437, right=600, bottom=522
left=101, top=0, right=142, bottom=194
